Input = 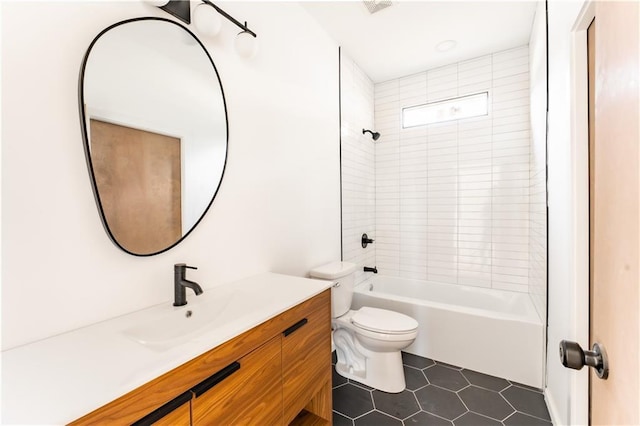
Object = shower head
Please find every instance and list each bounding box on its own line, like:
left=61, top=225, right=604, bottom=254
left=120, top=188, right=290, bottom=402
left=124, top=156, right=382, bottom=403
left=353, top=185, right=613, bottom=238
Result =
left=362, top=129, right=381, bottom=141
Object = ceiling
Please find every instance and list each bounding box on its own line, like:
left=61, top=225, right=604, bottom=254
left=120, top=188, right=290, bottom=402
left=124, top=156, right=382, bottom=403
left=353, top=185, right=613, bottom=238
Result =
left=301, top=1, right=538, bottom=83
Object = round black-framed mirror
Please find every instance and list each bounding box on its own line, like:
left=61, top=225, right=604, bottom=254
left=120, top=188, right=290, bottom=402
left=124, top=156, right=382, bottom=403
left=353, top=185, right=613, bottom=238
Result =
left=79, top=17, right=228, bottom=256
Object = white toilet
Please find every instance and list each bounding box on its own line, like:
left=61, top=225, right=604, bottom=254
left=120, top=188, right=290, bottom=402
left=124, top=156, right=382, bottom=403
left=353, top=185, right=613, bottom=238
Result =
left=310, top=261, right=418, bottom=393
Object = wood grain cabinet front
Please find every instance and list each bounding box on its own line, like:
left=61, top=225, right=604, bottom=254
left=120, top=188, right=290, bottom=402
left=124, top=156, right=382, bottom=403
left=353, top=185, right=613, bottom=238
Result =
left=282, top=298, right=332, bottom=424
left=191, top=335, right=283, bottom=425
left=69, top=290, right=331, bottom=426
left=124, top=390, right=192, bottom=426
left=152, top=402, right=191, bottom=426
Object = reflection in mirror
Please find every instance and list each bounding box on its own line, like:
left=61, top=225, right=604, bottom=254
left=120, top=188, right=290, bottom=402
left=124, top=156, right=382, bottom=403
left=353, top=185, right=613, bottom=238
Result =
left=80, top=18, right=227, bottom=256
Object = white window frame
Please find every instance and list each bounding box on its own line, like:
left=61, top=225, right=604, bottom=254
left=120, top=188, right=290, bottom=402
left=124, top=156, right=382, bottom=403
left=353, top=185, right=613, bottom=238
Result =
left=402, top=91, right=489, bottom=128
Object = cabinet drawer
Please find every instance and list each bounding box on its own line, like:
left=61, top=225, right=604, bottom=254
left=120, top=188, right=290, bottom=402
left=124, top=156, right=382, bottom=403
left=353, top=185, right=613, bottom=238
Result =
left=282, top=298, right=331, bottom=424
left=191, top=335, right=283, bottom=425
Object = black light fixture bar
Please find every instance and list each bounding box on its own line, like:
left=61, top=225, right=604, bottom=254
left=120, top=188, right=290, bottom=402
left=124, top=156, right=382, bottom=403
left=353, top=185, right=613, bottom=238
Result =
left=159, top=1, right=191, bottom=25
left=156, top=0, right=257, bottom=38
left=201, top=0, right=257, bottom=38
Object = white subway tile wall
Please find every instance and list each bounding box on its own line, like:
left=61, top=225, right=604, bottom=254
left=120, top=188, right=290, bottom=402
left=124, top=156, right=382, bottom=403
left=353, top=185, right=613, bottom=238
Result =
left=340, top=51, right=376, bottom=287
left=372, top=46, right=533, bottom=292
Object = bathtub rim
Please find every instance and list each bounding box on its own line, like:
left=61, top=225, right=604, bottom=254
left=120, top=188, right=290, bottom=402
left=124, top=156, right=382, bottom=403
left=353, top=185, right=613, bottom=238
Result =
left=355, top=277, right=542, bottom=326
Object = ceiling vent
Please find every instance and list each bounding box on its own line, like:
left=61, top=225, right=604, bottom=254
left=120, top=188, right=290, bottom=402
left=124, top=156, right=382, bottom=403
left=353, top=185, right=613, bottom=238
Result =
left=362, top=0, right=392, bottom=15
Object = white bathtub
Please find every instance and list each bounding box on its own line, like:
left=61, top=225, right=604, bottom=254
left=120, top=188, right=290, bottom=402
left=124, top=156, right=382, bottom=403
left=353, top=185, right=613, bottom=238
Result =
left=352, top=276, right=544, bottom=388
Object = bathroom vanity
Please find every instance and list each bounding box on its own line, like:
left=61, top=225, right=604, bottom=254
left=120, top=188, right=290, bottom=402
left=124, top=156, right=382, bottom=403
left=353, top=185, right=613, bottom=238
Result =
left=1, top=273, right=332, bottom=425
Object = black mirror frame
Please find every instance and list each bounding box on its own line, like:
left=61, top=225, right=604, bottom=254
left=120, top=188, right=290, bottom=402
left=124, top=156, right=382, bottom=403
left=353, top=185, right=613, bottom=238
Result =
left=78, top=17, right=229, bottom=257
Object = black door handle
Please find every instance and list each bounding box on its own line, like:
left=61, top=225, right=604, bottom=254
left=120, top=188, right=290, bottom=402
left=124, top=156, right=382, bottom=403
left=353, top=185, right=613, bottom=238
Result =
left=191, top=361, right=241, bottom=397
left=131, top=390, right=192, bottom=425
left=283, top=318, right=308, bottom=337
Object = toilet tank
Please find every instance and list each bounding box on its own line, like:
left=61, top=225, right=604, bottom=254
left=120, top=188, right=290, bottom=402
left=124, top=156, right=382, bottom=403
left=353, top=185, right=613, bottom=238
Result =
left=309, top=261, right=358, bottom=318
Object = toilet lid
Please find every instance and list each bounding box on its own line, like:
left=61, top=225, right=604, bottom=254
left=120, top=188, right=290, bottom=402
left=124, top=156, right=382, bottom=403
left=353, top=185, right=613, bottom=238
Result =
left=351, top=307, right=418, bottom=334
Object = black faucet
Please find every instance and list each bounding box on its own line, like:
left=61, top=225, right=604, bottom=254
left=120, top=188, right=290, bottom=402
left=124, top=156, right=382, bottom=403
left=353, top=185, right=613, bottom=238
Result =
left=363, top=266, right=378, bottom=274
left=173, top=263, right=203, bottom=306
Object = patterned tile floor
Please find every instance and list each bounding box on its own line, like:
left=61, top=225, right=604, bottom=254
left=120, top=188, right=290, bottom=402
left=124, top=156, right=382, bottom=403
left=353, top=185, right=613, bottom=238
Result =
left=332, top=352, right=552, bottom=426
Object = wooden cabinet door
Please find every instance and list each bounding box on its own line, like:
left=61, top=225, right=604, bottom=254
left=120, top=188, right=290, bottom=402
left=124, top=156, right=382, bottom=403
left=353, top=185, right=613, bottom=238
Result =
left=191, top=335, right=283, bottom=425
left=282, top=292, right=332, bottom=424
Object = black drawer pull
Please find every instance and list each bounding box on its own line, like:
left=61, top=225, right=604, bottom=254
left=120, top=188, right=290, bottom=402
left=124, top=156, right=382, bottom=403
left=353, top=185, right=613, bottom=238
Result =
left=131, top=390, right=191, bottom=426
left=192, top=361, right=241, bottom=398
left=283, top=318, right=308, bottom=337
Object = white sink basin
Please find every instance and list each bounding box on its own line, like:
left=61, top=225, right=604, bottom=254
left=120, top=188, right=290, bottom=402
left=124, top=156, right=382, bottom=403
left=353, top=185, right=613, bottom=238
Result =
left=122, top=286, right=267, bottom=351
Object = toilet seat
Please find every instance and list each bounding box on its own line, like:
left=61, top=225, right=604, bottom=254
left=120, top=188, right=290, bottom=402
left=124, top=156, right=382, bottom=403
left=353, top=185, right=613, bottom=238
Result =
left=351, top=307, right=418, bottom=335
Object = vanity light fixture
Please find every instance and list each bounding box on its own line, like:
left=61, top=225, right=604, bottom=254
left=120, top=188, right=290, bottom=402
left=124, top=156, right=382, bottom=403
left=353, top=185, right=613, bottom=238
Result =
left=150, top=0, right=258, bottom=58
left=234, top=27, right=258, bottom=58
left=192, top=2, right=222, bottom=38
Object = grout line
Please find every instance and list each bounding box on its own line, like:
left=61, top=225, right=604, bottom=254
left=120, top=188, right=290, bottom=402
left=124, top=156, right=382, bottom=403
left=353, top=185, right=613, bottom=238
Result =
left=451, top=410, right=469, bottom=422
left=420, top=409, right=456, bottom=424
left=332, top=382, right=350, bottom=390
left=409, top=383, right=429, bottom=393
left=508, top=381, right=544, bottom=393
left=350, top=408, right=376, bottom=421
left=499, top=389, right=520, bottom=415
left=457, top=383, right=472, bottom=392
left=428, top=382, right=467, bottom=393
left=511, top=410, right=553, bottom=423
left=347, top=380, right=375, bottom=392
left=380, top=410, right=404, bottom=422
left=331, top=410, right=355, bottom=426
left=503, top=411, right=518, bottom=423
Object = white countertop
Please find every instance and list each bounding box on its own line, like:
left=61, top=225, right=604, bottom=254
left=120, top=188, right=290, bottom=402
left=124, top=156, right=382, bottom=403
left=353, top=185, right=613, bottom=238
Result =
left=1, top=272, right=331, bottom=425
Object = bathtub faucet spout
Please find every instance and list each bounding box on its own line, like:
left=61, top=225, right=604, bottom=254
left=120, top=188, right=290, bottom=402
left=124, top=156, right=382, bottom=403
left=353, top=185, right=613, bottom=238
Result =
left=363, top=266, right=378, bottom=274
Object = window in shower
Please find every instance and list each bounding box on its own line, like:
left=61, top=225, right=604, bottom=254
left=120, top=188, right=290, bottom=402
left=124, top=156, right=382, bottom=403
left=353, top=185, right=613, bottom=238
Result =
left=402, top=91, right=489, bottom=128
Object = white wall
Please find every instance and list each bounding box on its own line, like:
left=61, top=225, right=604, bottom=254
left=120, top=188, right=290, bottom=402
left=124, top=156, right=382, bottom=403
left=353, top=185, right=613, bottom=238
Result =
left=545, top=0, right=588, bottom=424
left=1, top=1, right=340, bottom=350
left=373, top=47, right=533, bottom=292
left=339, top=50, right=375, bottom=287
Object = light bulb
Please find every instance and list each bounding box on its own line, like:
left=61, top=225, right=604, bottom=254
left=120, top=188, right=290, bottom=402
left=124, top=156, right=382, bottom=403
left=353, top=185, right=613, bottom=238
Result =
left=193, top=3, right=222, bottom=38
left=234, top=31, right=258, bottom=58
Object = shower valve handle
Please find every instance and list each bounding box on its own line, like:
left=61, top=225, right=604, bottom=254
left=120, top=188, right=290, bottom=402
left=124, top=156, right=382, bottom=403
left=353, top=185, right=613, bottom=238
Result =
left=361, top=233, right=375, bottom=248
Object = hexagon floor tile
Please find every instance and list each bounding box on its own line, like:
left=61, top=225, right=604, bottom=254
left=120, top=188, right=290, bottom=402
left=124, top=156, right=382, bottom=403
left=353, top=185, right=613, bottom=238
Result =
left=373, top=389, right=421, bottom=420
left=424, top=364, right=470, bottom=392
left=404, top=365, right=429, bottom=391
left=332, top=351, right=551, bottom=425
left=458, top=386, right=514, bottom=420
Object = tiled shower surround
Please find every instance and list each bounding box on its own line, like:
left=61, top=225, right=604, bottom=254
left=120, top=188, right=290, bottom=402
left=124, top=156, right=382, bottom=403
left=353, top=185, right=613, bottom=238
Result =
left=340, top=50, right=376, bottom=288
left=374, top=46, right=532, bottom=292
left=342, top=46, right=547, bottom=305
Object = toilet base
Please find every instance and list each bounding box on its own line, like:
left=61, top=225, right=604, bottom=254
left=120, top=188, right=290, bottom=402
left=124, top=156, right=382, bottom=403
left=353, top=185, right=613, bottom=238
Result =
left=335, top=349, right=406, bottom=393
